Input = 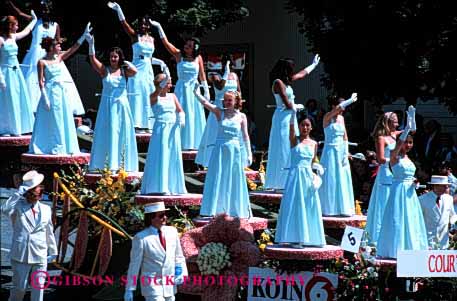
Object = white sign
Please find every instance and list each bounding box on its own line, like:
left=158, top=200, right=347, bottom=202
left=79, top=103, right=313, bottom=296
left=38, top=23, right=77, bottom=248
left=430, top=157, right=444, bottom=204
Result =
left=340, top=226, right=364, bottom=253
left=247, top=267, right=338, bottom=301
left=397, top=250, right=457, bottom=277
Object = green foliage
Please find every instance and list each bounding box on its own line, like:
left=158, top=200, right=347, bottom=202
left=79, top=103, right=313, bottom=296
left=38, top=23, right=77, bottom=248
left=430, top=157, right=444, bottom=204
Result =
left=286, top=0, right=457, bottom=112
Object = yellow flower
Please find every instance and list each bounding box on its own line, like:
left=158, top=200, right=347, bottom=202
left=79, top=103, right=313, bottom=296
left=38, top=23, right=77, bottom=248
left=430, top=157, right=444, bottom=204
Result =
left=267, top=242, right=273, bottom=245
left=118, top=169, right=128, bottom=180
left=260, top=232, right=270, bottom=241
left=259, top=243, right=266, bottom=252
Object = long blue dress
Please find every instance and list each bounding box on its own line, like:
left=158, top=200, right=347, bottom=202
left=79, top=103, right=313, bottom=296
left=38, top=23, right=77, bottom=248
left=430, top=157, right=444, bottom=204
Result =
left=21, top=20, right=84, bottom=115
left=365, top=141, right=395, bottom=246
left=89, top=68, right=138, bottom=172
left=318, top=121, right=355, bottom=216
left=200, top=112, right=252, bottom=218
left=175, top=58, right=206, bottom=150
left=376, top=156, right=428, bottom=258
left=0, top=38, right=34, bottom=136
left=29, top=62, right=80, bottom=154
left=127, top=40, right=155, bottom=130
left=265, top=81, right=297, bottom=190
left=141, top=94, right=187, bottom=194
left=195, top=79, right=238, bottom=167
left=275, top=141, right=326, bottom=246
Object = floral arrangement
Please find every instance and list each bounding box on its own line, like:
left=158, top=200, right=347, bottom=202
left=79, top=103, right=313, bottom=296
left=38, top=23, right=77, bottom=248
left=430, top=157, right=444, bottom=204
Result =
left=197, top=242, right=231, bottom=275
left=257, top=229, right=274, bottom=252
left=179, top=214, right=261, bottom=301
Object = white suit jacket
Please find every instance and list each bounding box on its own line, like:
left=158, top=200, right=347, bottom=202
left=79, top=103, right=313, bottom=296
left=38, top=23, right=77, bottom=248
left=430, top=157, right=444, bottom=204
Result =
left=1, top=193, right=58, bottom=264
left=419, top=191, right=456, bottom=249
left=126, top=225, right=188, bottom=297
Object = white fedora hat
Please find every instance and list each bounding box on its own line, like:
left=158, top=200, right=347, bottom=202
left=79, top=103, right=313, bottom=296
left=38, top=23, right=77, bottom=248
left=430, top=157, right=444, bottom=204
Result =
left=144, top=202, right=169, bottom=214
left=427, top=175, right=450, bottom=185
left=22, top=170, right=45, bottom=191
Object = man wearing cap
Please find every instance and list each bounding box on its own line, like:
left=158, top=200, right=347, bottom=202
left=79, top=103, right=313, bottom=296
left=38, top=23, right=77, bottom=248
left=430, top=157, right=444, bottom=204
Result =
left=419, top=175, right=457, bottom=249
left=124, top=202, right=188, bottom=301
left=1, top=170, right=58, bottom=301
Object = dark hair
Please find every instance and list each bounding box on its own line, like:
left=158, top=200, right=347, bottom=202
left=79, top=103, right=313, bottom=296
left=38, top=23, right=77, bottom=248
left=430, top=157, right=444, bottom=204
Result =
left=180, top=37, right=201, bottom=59
left=40, top=36, right=59, bottom=52
left=0, top=16, right=17, bottom=36
left=327, top=95, right=344, bottom=108
left=269, top=58, right=294, bottom=86
left=143, top=212, right=157, bottom=227
left=108, top=47, right=125, bottom=67
left=135, top=15, right=151, bottom=34
left=33, top=0, right=55, bottom=24
left=297, top=113, right=314, bottom=127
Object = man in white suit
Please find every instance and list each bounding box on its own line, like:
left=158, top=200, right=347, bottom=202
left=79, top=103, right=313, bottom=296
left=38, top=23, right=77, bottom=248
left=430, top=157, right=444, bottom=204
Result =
left=124, top=202, right=188, bottom=301
left=419, top=175, right=457, bottom=249
left=1, top=170, right=58, bottom=301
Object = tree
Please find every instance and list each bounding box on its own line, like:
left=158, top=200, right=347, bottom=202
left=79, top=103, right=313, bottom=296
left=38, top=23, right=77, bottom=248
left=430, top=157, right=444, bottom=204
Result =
left=286, top=0, right=457, bottom=113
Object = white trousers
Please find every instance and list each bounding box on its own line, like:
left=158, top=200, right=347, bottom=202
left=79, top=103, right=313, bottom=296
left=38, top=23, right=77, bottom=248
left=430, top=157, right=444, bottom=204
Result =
left=144, top=296, right=175, bottom=301
left=9, top=260, right=47, bottom=301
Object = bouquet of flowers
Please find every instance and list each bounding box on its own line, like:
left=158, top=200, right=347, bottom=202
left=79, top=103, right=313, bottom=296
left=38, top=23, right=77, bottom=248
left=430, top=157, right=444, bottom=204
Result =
left=197, top=242, right=231, bottom=275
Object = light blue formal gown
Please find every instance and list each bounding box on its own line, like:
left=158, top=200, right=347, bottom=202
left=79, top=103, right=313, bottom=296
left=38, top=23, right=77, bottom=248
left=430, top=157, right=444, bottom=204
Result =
left=89, top=68, right=138, bottom=172
left=318, top=121, right=355, bottom=216
left=200, top=112, right=252, bottom=218
left=29, top=62, right=80, bottom=154
left=0, top=38, right=34, bottom=136
left=275, top=142, right=326, bottom=246
left=365, top=141, right=395, bottom=246
left=141, top=94, right=187, bottom=194
left=376, top=156, right=428, bottom=258
left=174, top=58, right=206, bottom=150
left=195, top=79, right=238, bottom=167
left=127, top=40, right=155, bottom=130
left=265, top=81, right=297, bottom=190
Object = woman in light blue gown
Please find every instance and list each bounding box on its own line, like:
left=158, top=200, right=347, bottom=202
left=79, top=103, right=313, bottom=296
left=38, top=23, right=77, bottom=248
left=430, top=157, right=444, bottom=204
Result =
left=365, top=112, right=400, bottom=246
left=8, top=1, right=85, bottom=114
left=150, top=21, right=209, bottom=150
left=377, top=122, right=428, bottom=258
left=85, top=34, right=138, bottom=172
left=319, top=94, right=358, bottom=216
left=194, top=87, right=252, bottom=218
left=275, top=114, right=326, bottom=247
left=141, top=73, right=187, bottom=195
left=196, top=60, right=241, bottom=167
left=29, top=25, right=90, bottom=154
left=109, top=3, right=168, bottom=132
left=265, top=55, right=320, bottom=190
left=0, top=15, right=35, bottom=136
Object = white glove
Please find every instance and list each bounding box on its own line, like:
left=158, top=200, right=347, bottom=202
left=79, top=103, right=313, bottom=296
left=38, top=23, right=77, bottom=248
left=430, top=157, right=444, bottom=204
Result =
left=122, top=60, right=135, bottom=70
left=41, top=88, right=51, bottom=111
left=151, top=57, right=167, bottom=72
left=201, top=81, right=210, bottom=100
left=399, top=112, right=412, bottom=141
left=24, top=10, right=37, bottom=32
left=407, top=105, right=416, bottom=131
left=123, top=290, right=133, bottom=301
left=85, top=34, right=95, bottom=55
left=47, top=255, right=57, bottom=263
left=312, top=173, right=322, bottom=190
left=18, top=185, right=29, bottom=195
left=0, top=69, right=6, bottom=91
left=159, top=73, right=169, bottom=89
left=108, top=2, right=125, bottom=21
left=312, top=162, right=324, bottom=176
left=304, top=54, right=320, bottom=74
left=222, top=61, right=230, bottom=80
left=149, top=19, right=167, bottom=39
left=293, top=103, right=305, bottom=111
left=339, top=93, right=357, bottom=109
left=245, top=140, right=253, bottom=166
left=177, top=111, right=185, bottom=127
left=342, top=141, right=349, bottom=166
left=77, top=22, right=92, bottom=45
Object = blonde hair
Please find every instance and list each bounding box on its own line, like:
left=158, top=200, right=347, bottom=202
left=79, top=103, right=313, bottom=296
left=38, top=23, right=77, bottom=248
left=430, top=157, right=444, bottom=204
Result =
left=371, top=112, right=397, bottom=138
left=224, top=91, right=242, bottom=109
